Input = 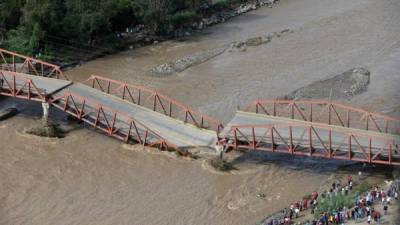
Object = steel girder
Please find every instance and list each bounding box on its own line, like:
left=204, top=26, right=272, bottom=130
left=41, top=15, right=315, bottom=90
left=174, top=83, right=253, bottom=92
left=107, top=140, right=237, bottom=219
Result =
left=220, top=123, right=400, bottom=166
left=50, top=91, right=174, bottom=149
left=0, top=48, right=67, bottom=80
left=0, top=71, right=45, bottom=101
left=84, top=75, right=224, bottom=135
left=246, top=99, right=400, bottom=135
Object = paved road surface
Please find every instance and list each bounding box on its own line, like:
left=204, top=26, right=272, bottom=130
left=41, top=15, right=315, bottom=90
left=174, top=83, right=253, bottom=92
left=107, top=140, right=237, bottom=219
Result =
left=56, top=83, right=218, bottom=148
left=2, top=72, right=72, bottom=95
left=222, top=111, right=400, bottom=157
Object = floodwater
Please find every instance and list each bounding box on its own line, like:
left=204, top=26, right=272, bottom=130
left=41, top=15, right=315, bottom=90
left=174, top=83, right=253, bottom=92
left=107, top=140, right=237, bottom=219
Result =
left=0, top=115, right=336, bottom=225
left=65, top=0, right=400, bottom=121
left=1, top=0, right=400, bottom=224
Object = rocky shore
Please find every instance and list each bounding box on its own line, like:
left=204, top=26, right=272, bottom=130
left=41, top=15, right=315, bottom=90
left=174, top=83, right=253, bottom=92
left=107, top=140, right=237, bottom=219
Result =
left=189, top=0, right=279, bottom=33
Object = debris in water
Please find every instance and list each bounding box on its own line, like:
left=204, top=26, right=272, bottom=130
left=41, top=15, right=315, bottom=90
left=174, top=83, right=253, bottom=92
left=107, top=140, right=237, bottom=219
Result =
left=257, top=193, right=266, bottom=198
left=210, top=157, right=236, bottom=172
left=26, top=122, right=65, bottom=138
left=0, top=107, right=18, bottom=121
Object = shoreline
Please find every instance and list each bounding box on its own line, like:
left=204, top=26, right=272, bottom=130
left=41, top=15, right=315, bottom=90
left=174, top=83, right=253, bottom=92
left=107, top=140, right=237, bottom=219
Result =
left=256, top=166, right=400, bottom=225
left=59, top=0, right=280, bottom=71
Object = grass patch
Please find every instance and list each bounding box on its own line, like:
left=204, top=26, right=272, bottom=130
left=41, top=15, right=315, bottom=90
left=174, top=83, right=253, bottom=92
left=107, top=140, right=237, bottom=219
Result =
left=314, top=181, right=370, bottom=217
left=354, top=180, right=370, bottom=195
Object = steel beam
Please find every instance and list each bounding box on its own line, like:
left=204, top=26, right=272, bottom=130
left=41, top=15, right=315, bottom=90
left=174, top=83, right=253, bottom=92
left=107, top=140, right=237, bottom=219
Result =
left=245, top=99, right=400, bottom=135
left=84, top=75, right=224, bottom=135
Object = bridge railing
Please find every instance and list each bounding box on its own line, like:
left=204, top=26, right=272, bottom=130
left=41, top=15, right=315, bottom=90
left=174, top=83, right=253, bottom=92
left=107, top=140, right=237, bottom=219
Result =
left=245, top=100, right=400, bottom=135
left=51, top=91, right=175, bottom=150
left=0, top=71, right=46, bottom=101
left=0, top=48, right=67, bottom=80
left=220, top=123, right=400, bottom=165
left=84, top=75, right=224, bottom=135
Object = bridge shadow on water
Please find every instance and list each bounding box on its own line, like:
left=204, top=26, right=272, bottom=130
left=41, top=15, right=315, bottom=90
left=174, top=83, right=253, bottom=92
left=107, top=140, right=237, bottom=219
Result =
left=229, top=150, right=395, bottom=177
left=0, top=96, right=86, bottom=134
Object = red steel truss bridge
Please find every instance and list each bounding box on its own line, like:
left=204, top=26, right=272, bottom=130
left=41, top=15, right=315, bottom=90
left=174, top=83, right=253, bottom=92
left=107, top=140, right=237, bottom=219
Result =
left=1, top=48, right=399, bottom=165
left=0, top=48, right=222, bottom=150
left=220, top=100, right=400, bottom=165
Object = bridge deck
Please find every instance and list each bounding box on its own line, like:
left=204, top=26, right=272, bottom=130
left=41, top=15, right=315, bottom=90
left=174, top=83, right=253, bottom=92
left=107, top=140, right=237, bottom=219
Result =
left=15, top=73, right=72, bottom=95
left=3, top=48, right=399, bottom=165
left=2, top=72, right=72, bottom=95
left=222, top=111, right=400, bottom=162
left=223, top=111, right=400, bottom=140
left=56, top=83, right=218, bottom=148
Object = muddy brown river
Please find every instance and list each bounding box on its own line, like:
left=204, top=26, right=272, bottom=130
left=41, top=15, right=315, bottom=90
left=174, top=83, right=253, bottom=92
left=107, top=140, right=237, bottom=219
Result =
left=1, top=0, right=400, bottom=224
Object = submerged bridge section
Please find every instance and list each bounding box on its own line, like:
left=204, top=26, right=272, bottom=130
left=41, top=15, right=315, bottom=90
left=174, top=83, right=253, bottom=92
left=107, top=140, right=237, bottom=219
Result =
left=220, top=100, right=400, bottom=165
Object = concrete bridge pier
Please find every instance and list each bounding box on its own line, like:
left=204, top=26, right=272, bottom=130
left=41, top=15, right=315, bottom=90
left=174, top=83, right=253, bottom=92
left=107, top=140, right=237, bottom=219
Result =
left=41, top=101, right=50, bottom=124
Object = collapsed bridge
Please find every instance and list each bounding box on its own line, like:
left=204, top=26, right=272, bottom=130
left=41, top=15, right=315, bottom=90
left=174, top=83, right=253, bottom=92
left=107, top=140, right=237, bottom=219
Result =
left=0, top=48, right=399, bottom=165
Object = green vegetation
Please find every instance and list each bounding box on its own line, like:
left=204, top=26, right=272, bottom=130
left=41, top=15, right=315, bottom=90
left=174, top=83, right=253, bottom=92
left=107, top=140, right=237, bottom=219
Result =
left=212, top=0, right=230, bottom=10
left=0, top=0, right=243, bottom=60
left=314, top=181, right=370, bottom=217
left=171, top=10, right=198, bottom=29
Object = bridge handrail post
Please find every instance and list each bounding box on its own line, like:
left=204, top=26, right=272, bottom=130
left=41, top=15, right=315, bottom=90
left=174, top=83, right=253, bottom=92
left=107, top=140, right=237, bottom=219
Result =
left=368, top=138, right=372, bottom=163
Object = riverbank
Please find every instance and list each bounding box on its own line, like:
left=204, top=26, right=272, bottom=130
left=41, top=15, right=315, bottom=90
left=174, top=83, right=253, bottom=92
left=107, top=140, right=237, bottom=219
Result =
left=257, top=167, right=400, bottom=225
left=55, top=0, right=280, bottom=69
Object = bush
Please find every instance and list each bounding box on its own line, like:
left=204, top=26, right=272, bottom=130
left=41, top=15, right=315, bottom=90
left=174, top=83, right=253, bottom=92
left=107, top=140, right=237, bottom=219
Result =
left=5, top=27, right=33, bottom=56
left=170, top=10, right=198, bottom=28
left=212, top=0, right=231, bottom=10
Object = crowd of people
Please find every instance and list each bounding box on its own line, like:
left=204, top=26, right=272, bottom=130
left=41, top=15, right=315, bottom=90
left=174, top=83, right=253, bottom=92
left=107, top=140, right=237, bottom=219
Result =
left=262, top=175, right=400, bottom=225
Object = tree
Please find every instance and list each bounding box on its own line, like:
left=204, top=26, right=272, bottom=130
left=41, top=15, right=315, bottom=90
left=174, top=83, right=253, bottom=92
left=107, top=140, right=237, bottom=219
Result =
left=1, top=0, right=218, bottom=57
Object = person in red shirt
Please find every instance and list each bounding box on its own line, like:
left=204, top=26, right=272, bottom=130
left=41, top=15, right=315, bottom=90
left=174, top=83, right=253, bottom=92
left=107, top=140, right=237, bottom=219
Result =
left=311, top=191, right=318, bottom=200
left=303, top=197, right=308, bottom=210
left=347, top=175, right=353, bottom=185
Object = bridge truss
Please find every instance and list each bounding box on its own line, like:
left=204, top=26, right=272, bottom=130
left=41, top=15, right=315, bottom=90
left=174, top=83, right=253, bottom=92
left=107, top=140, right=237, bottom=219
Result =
left=246, top=99, right=400, bottom=135
left=84, top=75, right=224, bottom=135
left=0, top=48, right=67, bottom=80
left=220, top=123, right=400, bottom=166
left=1, top=48, right=400, bottom=165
